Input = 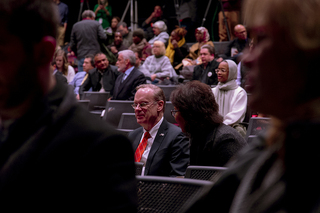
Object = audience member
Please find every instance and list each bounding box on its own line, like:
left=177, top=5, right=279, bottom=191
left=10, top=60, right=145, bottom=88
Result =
left=218, top=0, right=241, bottom=41
left=112, top=50, right=146, bottom=100
left=117, top=21, right=133, bottom=47
left=139, top=41, right=178, bottom=85
left=134, top=51, right=142, bottom=68
left=54, top=49, right=75, bottom=83
left=53, top=0, right=68, bottom=47
left=192, top=45, right=220, bottom=86
left=186, top=0, right=320, bottom=212
left=141, top=5, right=167, bottom=41
left=128, top=84, right=190, bottom=176
left=170, top=81, right=247, bottom=167
left=79, top=52, right=120, bottom=99
left=70, top=54, right=95, bottom=99
left=70, top=10, right=106, bottom=72
left=182, top=27, right=214, bottom=66
left=105, top=16, right=120, bottom=45
left=0, top=0, right=137, bottom=211
left=212, top=60, right=247, bottom=137
left=128, top=28, right=152, bottom=62
left=222, top=24, right=251, bottom=63
left=107, top=31, right=128, bottom=58
left=165, top=27, right=189, bottom=74
left=94, top=0, right=112, bottom=29
left=148, top=21, right=170, bottom=47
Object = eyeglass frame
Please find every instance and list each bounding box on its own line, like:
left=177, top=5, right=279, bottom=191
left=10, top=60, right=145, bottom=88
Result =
left=215, top=68, right=228, bottom=74
left=131, top=101, right=158, bottom=110
left=171, top=109, right=179, bottom=117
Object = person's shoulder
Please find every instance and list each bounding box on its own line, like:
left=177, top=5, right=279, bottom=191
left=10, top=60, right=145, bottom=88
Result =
left=216, top=123, right=244, bottom=140
left=109, top=65, right=119, bottom=72
left=88, top=67, right=98, bottom=74
left=128, top=126, right=143, bottom=138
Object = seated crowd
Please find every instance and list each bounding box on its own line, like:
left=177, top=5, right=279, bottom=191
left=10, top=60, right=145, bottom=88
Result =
left=54, top=6, right=253, bottom=177
left=4, top=0, right=316, bottom=212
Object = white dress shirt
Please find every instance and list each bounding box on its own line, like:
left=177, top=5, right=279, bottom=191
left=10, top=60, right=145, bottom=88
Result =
left=139, top=117, right=164, bottom=176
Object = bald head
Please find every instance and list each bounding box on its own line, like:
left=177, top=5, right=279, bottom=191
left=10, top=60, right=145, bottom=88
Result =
left=234, top=24, right=247, bottom=40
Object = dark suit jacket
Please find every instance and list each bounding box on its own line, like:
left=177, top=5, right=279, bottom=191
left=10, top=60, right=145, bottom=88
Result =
left=79, top=65, right=120, bottom=98
left=112, top=67, right=146, bottom=100
left=128, top=119, right=190, bottom=177
left=193, top=59, right=220, bottom=86
left=0, top=79, right=137, bottom=212
left=69, top=19, right=106, bottom=59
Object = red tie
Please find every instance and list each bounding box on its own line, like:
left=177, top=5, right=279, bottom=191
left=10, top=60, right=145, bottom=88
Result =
left=134, top=131, right=151, bottom=162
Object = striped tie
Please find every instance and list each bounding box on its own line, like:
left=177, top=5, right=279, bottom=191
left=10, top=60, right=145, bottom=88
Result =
left=134, top=131, right=151, bottom=162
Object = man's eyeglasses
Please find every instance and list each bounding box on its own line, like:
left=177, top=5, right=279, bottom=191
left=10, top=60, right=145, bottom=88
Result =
left=132, top=102, right=157, bottom=110
left=215, top=68, right=227, bottom=74
left=171, top=109, right=179, bottom=117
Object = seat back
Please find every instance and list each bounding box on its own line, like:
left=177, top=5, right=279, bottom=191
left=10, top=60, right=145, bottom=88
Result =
left=82, top=91, right=110, bottom=111
left=78, top=100, right=90, bottom=110
left=158, top=85, right=178, bottom=101
left=212, top=41, right=231, bottom=58
left=245, top=117, right=271, bottom=141
left=103, top=100, right=134, bottom=128
left=185, top=166, right=228, bottom=182
left=136, top=176, right=213, bottom=213
left=118, top=112, right=140, bottom=130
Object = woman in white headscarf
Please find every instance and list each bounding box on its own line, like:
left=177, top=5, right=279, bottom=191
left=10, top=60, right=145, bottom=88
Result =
left=148, top=20, right=169, bottom=47
left=212, top=59, right=247, bottom=136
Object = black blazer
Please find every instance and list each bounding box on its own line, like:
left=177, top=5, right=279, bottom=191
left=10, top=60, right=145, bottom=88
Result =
left=112, top=67, right=146, bottom=100
left=128, top=119, right=190, bottom=177
left=0, top=79, right=137, bottom=212
left=79, top=65, right=120, bottom=98
left=193, top=59, right=220, bottom=86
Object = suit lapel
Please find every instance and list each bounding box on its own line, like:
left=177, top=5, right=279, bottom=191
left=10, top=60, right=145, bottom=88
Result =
left=132, top=128, right=143, bottom=151
left=93, top=69, right=101, bottom=91
left=145, top=120, right=168, bottom=174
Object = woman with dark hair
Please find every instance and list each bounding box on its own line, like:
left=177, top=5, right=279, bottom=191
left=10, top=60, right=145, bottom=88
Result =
left=170, top=80, right=247, bottom=167
left=165, top=27, right=189, bottom=72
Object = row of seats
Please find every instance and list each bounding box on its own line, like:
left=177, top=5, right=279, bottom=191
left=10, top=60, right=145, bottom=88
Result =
left=135, top=165, right=228, bottom=213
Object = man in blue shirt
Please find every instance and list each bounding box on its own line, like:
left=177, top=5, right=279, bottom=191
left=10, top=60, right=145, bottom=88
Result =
left=70, top=54, right=95, bottom=99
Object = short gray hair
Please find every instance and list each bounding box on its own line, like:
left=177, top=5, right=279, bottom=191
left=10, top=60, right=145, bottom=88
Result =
left=82, top=10, right=95, bottom=19
left=118, top=50, right=136, bottom=66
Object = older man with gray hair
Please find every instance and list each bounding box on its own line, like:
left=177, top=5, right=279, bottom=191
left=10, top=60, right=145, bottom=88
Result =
left=112, top=50, right=146, bottom=100
left=69, top=10, right=106, bottom=72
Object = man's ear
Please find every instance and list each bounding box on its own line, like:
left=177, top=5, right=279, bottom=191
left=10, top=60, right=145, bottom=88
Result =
left=157, top=100, right=164, bottom=112
left=33, top=36, right=56, bottom=66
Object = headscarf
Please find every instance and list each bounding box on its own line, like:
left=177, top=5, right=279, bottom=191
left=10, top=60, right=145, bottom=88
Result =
left=153, top=21, right=167, bottom=32
left=196, top=27, right=210, bottom=42
left=216, top=60, right=238, bottom=91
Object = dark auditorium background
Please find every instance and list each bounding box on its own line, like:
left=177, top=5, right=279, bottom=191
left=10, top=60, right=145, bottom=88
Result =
left=62, top=0, right=220, bottom=44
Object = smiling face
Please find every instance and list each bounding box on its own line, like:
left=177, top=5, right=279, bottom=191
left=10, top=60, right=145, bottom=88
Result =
left=133, top=88, right=164, bottom=131
left=216, top=62, right=229, bottom=83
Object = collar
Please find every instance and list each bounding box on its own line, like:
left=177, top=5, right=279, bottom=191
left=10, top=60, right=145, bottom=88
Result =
left=124, top=66, right=134, bottom=76
left=143, top=117, right=164, bottom=139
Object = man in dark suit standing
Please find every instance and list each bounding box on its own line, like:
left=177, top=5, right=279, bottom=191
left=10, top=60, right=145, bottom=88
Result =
left=0, top=0, right=137, bottom=211
left=79, top=52, right=120, bottom=99
left=128, top=84, right=190, bottom=176
left=112, top=50, right=146, bottom=100
left=69, top=10, right=106, bottom=72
